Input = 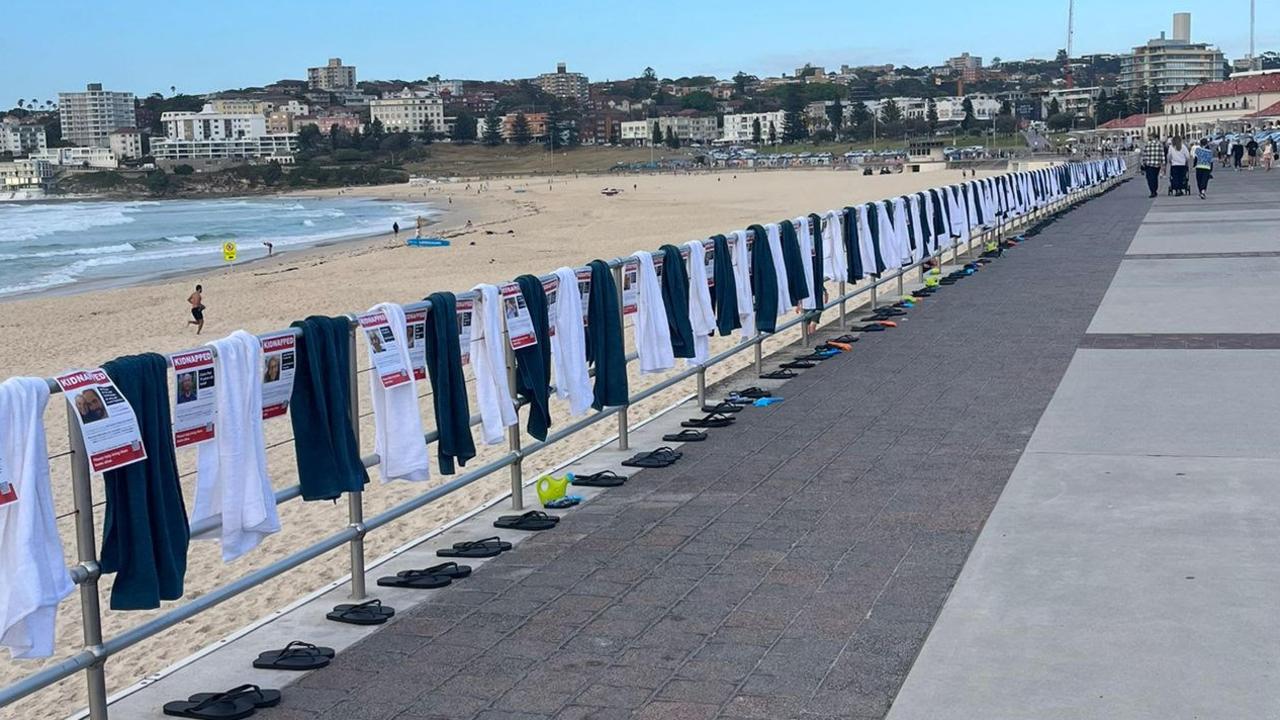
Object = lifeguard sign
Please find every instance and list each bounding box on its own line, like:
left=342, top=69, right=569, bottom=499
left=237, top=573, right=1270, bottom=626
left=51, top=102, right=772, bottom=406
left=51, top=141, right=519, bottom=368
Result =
left=222, top=241, right=238, bottom=262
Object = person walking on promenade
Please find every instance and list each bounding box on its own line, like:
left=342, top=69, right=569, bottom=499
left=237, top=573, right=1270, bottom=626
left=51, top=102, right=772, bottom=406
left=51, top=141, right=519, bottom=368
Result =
left=1264, top=138, right=1276, bottom=171
left=1141, top=135, right=1165, bottom=198
left=1246, top=136, right=1260, bottom=169
left=1194, top=138, right=1215, bottom=200
left=1167, top=137, right=1192, bottom=196
left=1232, top=138, right=1246, bottom=170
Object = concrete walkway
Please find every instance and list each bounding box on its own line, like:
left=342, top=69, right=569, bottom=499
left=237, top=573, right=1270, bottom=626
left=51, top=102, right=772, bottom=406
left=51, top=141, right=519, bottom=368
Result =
left=261, top=174, right=1142, bottom=720
left=888, top=169, right=1280, bottom=719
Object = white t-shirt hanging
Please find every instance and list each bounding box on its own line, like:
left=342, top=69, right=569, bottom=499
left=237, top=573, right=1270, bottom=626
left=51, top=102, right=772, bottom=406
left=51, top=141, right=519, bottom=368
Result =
left=56, top=369, right=146, bottom=473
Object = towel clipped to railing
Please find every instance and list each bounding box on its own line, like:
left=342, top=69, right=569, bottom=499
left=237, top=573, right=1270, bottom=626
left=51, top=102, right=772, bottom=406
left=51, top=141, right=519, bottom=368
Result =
left=290, top=316, right=368, bottom=501
left=585, top=259, right=628, bottom=410
left=422, top=292, right=476, bottom=474
left=514, top=274, right=552, bottom=442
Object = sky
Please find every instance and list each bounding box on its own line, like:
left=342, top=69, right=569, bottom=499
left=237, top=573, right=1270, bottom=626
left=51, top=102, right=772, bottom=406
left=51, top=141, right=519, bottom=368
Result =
left=2, top=0, right=1275, bottom=102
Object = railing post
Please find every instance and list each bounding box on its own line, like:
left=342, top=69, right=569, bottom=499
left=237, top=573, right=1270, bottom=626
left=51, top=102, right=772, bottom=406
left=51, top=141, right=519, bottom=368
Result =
left=870, top=281, right=878, bottom=310
left=505, top=341, right=524, bottom=510
left=753, top=336, right=763, bottom=376
left=895, top=269, right=903, bottom=298
left=345, top=325, right=367, bottom=601
left=66, top=409, right=108, bottom=720
left=800, top=314, right=811, bottom=348
left=696, top=366, right=706, bottom=408
left=611, top=263, right=629, bottom=451
left=838, top=280, right=847, bottom=330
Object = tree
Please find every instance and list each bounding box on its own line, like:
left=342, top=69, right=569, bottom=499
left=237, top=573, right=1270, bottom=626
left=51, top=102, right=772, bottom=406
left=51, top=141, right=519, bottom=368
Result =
left=960, top=97, right=975, bottom=131
left=452, top=110, right=478, bottom=143
left=297, top=124, right=323, bottom=152
left=751, top=117, right=762, bottom=144
left=768, top=121, right=777, bottom=145
left=511, top=112, right=532, bottom=145
left=642, top=66, right=657, bottom=81
left=1047, top=97, right=1061, bottom=117
left=848, top=101, right=871, bottom=140
left=733, top=71, right=755, bottom=95
left=826, top=99, right=844, bottom=138
left=995, top=114, right=1019, bottom=135
left=651, top=120, right=663, bottom=146
left=881, top=98, right=903, bottom=126
left=331, top=125, right=353, bottom=149
left=173, top=164, right=195, bottom=175
left=999, top=98, right=1013, bottom=115
left=665, top=126, right=680, bottom=149
left=926, top=98, right=939, bottom=131
left=781, top=85, right=808, bottom=143
left=146, top=169, right=172, bottom=194
left=680, top=91, right=717, bottom=112
left=1047, top=112, right=1074, bottom=132
left=483, top=109, right=503, bottom=146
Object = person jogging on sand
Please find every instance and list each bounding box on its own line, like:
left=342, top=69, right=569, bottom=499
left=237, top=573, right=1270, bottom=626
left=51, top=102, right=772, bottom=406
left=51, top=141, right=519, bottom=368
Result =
left=187, top=284, right=205, bottom=334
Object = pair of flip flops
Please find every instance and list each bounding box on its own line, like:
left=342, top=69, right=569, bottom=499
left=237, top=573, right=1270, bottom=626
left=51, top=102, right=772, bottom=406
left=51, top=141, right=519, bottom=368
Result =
left=683, top=412, right=734, bottom=429
left=253, top=641, right=334, bottom=670
left=829, top=335, right=861, bottom=345
left=377, top=561, right=471, bottom=589
left=730, top=387, right=771, bottom=400
left=495, top=510, right=559, bottom=531
left=702, top=402, right=742, bottom=414
left=622, top=447, right=682, bottom=468
left=571, top=470, right=627, bottom=488
left=328, top=598, right=395, bottom=625
left=664, top=428, right=707, bottom=442
left=760, top=368, right=797, bottom=380
left=780, top=360, right=815, bottom=370
left=438, top=536, right=511, bottom=558
left=163, top=684, right=279, bottom=719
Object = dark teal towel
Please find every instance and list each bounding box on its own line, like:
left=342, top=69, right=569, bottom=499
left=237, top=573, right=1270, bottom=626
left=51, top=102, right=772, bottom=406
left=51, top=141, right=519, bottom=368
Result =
left=711, top=234, right=740, bottom=336
left=290, top=315, right=368, bottom=501
left=865, top=204, right=886, bottom=275
left=807, top=213, right=825, bottom=318
left=586, top=259, right=628, bottom=410
left=423, top=292, right=475, bottom=474
left=659, top=245, right=695, bottom=359
left=843, top=207, right=864, bottom=280
left=101, top=353, right=189, bottom=611
left=747, top=224, right=778, bottom=333
left=514, top=274, right=552, bottom=441
left=777, top=220, right=810, bottom=307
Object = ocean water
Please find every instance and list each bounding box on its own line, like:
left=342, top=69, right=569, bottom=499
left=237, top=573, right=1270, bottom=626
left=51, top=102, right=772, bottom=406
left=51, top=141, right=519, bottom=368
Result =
left=0, top=196, right=439, bottom=298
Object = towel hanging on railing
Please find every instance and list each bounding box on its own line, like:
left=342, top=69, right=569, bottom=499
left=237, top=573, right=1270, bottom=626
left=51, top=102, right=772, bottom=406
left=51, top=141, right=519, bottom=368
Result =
left=777, top=220, right=810, bottom=308
left=514, top=274, right=552, bottom=442
left=194, top=330, right=280, bottom=563
left=822, top=210, right=847, bottom=284
left=683, top=241, right=717, bottom=365
left=632, top=251, right=674, bottom=374
left=729, top=229, right=756, bottom=338
left=365, top=302, right=430, bottom=483
left=747, top=224, right=778, bottom=333
left=101, top=353, right=190, bottom=609
left=549, top=268, right=592, bottom=417
left=290, top=316, right=368, bottom=501
left=709, top=234, right=740, bottom=337
left=422, top=292, right=476, bottom=473
left=0, top=377, right=72, bottom=658
left=470, top=283, right=518, bottom=445
left=862, top=204, right=887, bottom=276
left=585, top=259, right=628, bottom=410
left=659, top=244, right=695, bottom=360
left=842, top=207, right=866, bottom=281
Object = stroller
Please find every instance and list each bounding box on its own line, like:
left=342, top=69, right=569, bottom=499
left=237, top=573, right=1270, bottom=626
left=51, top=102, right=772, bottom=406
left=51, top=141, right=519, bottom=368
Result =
left=1168, top=165, right=1191, bottom=196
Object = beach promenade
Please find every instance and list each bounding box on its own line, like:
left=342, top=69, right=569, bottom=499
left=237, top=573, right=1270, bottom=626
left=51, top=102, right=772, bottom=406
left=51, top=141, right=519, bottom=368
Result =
left=242, top=164, right=1271, bottom=720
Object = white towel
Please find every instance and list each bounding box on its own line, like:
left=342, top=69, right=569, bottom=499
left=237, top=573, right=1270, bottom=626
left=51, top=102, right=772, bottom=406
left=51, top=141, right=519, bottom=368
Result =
left=907, top=195, right=926, bottom=264
left=822, top=210, right=847, bottom=283
left=632, top=251, right=674, bottom=374
left=367, top=302, right=429, bottom=483
left=0, top=377, right=71, bottom=659
left=550, top=267, right=593, bottom=416
left=932, top=189, right=952, bottom=245
left=729, top=229, right=756, bottom=338
left=194, top=330, right=280, bottom=563
left=792, top=216, right=817, bottom=310
left=764, top=223, right=793, bottom=315
left=948, top=187, right=969, bottom=243
left=874, top=202, right=899, bottom=270
left=855, top=205, right=879, bottom=276
left=470, top=283, right=517, bottom=445
left=891, top=197, right=911, bottom=268
left=684, top=242, right=717, bottom=366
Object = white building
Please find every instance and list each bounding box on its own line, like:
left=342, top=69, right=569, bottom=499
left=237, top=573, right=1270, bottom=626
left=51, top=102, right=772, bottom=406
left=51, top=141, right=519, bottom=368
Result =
left=308, top=57, right=357, bottom=92
left=534, top=62, right=590, bottom=105
left=162, top=105, right=268, bottom=140
left=150, top=136, right=297, bottom=162
left=0, top=159, right=53, bottom=189
left=422, top=79, right=465, bottom=96
left=109, top=128, right=143, bottom=160
left=0, top=120, right=47, bottom=156
left=1120, top=13, right=1225, bottom=95
left=1043, top=87, right=1105, bottom=118
left=934, top=95, right=1001, bottom=123
left=620, top=115, right=719, bottom=145
left=208, top=98, right=261, bottom=115
left=58, top=83, right=136, bottom=148
left=369, top=92, right=445, bottom=134
left=31, top=146, right=117, bottom=168
left=721, top=111, right=786, bottom=144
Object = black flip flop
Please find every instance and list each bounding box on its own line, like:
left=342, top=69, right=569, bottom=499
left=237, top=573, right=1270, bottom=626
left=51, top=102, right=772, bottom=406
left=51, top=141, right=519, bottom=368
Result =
left=854, top=324, right=886, bottom=332
left=327, top=599, right=395, bottom=626
left=760, top=368, right=797, bottom=380
left=377, top=570, right=452, bottom=589
left=253, top=641, right=333, bottom=670
left=188, top=685, right=281, bottom=710
left=731, top=387, right=772, bottom=399
left=398, top=561, right=472, bottom=580
left=571, top=470, right=628, bottom=488
left=780, top=361, right=815, bottom=370
left=682, top=412, right=734, bottom=428
left=830, top=335, right=861, bottom=344
left=494, top=511, right=559, bottom=531
left=622, top=447, right=682, bottom=468
left=163, top=692, right=256, bottom=720
left=702, top=402, right=742, bottom=414
left=438, top=537, right=509, bottom=558
left=663, top=429, right=707, bottom=442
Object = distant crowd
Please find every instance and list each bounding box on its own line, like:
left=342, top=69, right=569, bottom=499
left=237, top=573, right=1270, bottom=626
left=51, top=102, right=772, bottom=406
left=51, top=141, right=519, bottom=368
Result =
left=1140, top=133, right=1275, bottom=200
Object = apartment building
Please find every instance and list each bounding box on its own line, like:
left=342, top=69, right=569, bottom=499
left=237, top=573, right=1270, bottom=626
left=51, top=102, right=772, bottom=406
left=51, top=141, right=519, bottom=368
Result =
left=947, top=53, right=983, bottom=82
left=108, top=128, right=142, bottom=160
left=209, top=98, right=261, bottom=115
left=0, top=120, right=47, bottom=156
left=151, top=104, right=295, bottom=161
left=534, top=63, right=589, bottom=106
left=1043, top=86, right=1105, bottom=119
left=1120, top=13, right=1225, bottom=95
left=161, top=105, right=268, bottom=140
left=369, top=90, right=445, bottom=134
left=308, top=58, right=357, bottom=92
left=294, top=114, right=363, bottom=135
left=31, top=146, right=117, bottom=168
left=58, top=83, right=136, bottom=148
left=721, top=111, right=786, bottom=143
left=0, top=159, right=53, bottom=189
left=931, top=95, right=1000, bottom=123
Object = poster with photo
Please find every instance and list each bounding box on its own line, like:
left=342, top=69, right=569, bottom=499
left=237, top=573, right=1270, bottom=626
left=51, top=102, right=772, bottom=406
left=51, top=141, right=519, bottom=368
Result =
left=576, top=268, right=592, bottom=324
left=260, top=332, right=297, bottom=419
left=542, top=277, right=559, bottom=337
left=56, top=369, right=147, bottom=473
left=358, top=309, right=411, bottom=389
left=170, top=348, right=216, bottom=447
left=405, top=309, right=428, bottom=381
left=456, top=297, right=475, bottom=365
left=500, top=282, right=538, bottom=350
left=653, top=254, right=664, bottom=281
left=703, top=240, right=716, bottom=289
left=621, top=261, right=639, bottom=315
left=0, top=456, right=14, bottom=507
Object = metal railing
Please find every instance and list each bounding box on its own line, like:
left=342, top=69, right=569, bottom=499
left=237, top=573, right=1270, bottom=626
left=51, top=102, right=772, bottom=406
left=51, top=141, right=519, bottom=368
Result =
left=0, top=159, right=1130, bottom=719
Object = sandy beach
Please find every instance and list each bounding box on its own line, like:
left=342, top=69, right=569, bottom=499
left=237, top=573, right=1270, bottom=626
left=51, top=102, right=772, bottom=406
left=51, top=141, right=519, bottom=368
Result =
left=0, top=166, right=997, bottom=719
